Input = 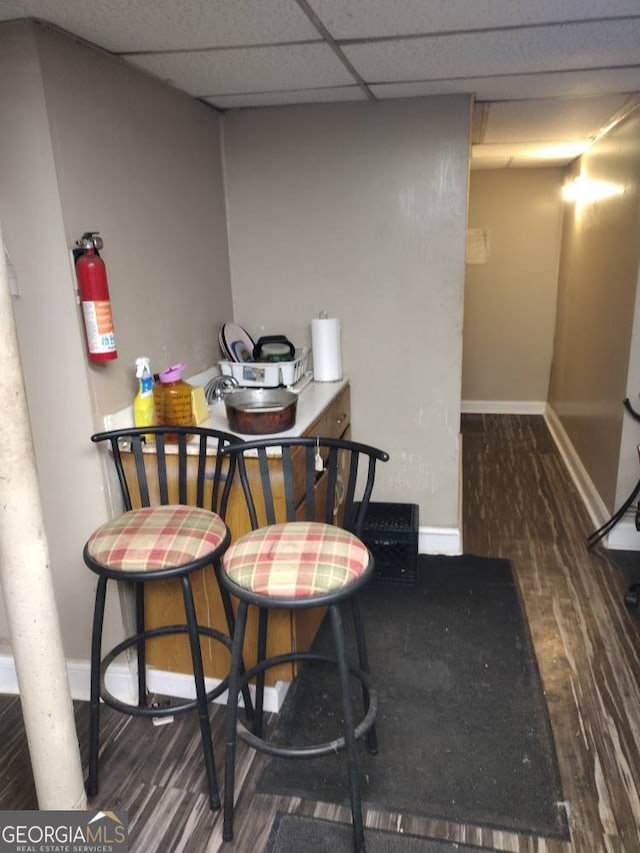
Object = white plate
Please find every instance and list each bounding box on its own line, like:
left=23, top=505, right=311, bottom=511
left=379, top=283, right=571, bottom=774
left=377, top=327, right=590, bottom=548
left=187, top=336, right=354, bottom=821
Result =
left=220, top=323, right=255, bottom=363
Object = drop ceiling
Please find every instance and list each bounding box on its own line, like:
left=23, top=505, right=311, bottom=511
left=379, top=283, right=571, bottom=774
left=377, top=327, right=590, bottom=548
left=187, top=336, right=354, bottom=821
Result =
left=2, top=0, right=640, bottom=168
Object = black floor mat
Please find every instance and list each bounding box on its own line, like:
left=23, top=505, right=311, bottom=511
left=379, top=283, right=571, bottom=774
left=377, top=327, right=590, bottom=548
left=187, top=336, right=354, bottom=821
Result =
left=265, top=812, right=498, bottom=853
left=256, top=555, right=569, bottom=839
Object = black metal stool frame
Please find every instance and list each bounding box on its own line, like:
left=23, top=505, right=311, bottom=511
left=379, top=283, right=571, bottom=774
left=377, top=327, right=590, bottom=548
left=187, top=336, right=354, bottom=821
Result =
left=84, top=540, right=232, bottom=809
left=219, top=437, right=389, bottom=852
left=85, top=425, right=254, bottom=810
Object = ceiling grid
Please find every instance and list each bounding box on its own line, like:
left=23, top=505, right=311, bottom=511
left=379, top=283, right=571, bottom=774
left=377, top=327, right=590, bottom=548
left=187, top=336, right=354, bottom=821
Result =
left=1, top=0, right=639, bottom=167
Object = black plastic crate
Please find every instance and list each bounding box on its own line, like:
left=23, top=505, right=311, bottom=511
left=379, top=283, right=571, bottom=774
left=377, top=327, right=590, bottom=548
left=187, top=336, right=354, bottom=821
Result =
left=358, top=502, right=419, bottom=585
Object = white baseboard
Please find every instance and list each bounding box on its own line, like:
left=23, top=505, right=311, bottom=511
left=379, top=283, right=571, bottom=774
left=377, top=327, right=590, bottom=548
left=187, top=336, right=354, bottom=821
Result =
left=145, top=667, right=289, bottom=714
left=419, top=526, right=462, bottom=556
left=0, top=654, right=289, bottom=713
left=417, top=432, right=463, bottom=556
left=603, top=515, right=640, bottom=551
left=542, top=406, right=622, bottom=546
left=545, top=405, right=640, bottom=551
left=461, top=400, right=547, bottom=415
left=0, top=654, right=19, bottom=694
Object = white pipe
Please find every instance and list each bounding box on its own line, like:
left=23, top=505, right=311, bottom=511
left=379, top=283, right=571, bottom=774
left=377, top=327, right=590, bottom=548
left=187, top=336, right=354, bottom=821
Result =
left=0, top=227, right=86, bottom=810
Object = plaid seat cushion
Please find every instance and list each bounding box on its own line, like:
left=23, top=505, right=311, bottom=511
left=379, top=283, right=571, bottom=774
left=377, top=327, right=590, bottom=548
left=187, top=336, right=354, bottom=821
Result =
left=86, top=505, right=228, bottom=571
left=222, top=521, right=370, bottom=598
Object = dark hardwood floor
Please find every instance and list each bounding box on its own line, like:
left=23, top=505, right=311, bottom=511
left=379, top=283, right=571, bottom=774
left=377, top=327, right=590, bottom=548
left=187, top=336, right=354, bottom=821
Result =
left=2, top=414, right=640, bottom=852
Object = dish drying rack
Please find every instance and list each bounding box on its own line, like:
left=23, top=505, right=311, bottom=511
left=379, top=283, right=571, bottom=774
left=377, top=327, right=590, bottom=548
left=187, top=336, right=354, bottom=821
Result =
left=219, top=347, right=309, bottom=388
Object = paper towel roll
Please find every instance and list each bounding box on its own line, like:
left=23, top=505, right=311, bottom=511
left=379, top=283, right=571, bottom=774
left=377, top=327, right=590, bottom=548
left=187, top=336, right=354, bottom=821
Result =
left=311, top=316, right=342, bottom=382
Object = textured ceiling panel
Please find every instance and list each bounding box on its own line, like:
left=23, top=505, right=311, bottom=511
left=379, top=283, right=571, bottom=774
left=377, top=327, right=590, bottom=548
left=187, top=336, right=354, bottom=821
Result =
left=310, top=0, right=640, bottom=39
left=205, top=85, right=366, bottom=109
left=482, top=95, right=631, bottom=142
left=0, top=0, right=319, bottom=51
left=471, top=141, right=589, bottom=169
left=0, top=2, right=638, bottom=167
left=128, top=43, right=353, bottom=97
left=343, top=19, right=640, bottom=82
left=372, top=68, right=640, bottom=102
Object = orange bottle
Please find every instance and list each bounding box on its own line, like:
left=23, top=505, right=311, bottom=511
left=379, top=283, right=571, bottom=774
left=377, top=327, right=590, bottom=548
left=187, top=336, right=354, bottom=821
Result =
left=153, top=363, right=193, bottom=442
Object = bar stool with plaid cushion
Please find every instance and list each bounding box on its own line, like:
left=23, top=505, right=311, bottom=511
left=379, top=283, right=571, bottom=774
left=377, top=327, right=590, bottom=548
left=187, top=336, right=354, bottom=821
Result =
left=219, top=436, right=389, bottom=853
left=83, top=425, right=251, bottom=810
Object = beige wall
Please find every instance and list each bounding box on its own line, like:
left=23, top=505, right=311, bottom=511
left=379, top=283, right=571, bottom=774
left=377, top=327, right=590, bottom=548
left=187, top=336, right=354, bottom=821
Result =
left=0, top=21, right=107, bottom=656
left=0, top=23, right=471, bottom=668
left=36, top=23, right=233, bottom=414
left=0, top=21, right=233, bottom=659
left=549, top=108, right=640, bottom=511
left=223, top=97, right=471, bottom=530
left=463, top=168, right=564, bottom=404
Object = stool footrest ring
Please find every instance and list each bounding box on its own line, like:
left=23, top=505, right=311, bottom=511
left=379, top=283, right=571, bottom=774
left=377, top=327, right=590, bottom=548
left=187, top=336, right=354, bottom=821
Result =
left=99, top=624, right=232, bottom=717
left=236, top=652, right=377, bottom=759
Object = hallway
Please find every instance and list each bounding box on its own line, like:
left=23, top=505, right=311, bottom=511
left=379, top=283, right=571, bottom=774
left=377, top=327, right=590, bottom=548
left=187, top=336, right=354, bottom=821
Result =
left=462, top=414, right=640, bottom=852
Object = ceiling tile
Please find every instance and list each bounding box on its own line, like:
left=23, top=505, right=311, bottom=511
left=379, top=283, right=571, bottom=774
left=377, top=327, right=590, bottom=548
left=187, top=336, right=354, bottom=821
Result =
left=471, top=159, right=512, bottom=170
left=0, top=0, right=319, bottom=51
left=371, top=80, right=474, bottom=100
left=309, top=0, right=640, bottom=39
left=482, top=95, right=631, bottom=143
left=372, top=68, right=640, bottom=102
left=471, top=141, right=588, bottom=168
left=1, top=0, right=638, bottom=170
left=127, top=43, right=354, bottom=97
left=205, top=86, right=366, bottom=109
left=342, top=19, right=640, bottom=82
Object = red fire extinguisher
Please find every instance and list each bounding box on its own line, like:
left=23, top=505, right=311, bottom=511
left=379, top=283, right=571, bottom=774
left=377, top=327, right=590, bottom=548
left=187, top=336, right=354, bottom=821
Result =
left=74, top=231, right=117, bottom=362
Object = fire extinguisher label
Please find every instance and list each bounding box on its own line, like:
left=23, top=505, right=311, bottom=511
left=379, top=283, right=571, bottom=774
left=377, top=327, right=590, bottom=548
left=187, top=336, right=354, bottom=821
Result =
left=82, top=300, right=116, bottom=354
